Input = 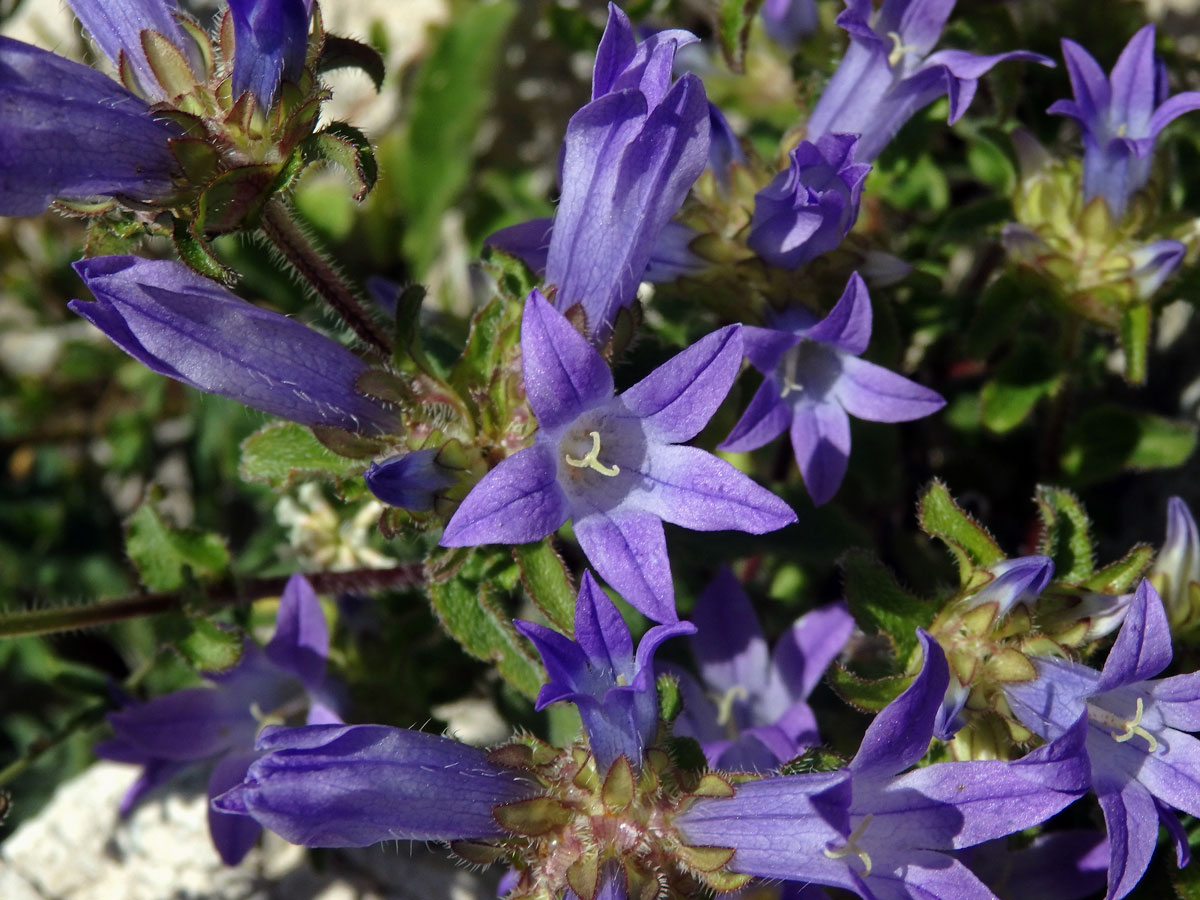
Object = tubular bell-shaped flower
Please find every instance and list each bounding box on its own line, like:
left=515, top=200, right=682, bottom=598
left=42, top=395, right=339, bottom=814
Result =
left=69, top=256, right=401, bottom=435
left=96, top=575, right=341, bottom=865
left=516, top=571, right=694, bottom=771
left=748, top=133, right=871, bottom=270
left=675, top=631, right=1090, bottom=899
left=806, top=0, right=1052, bottom=163
left=1004, top=580, right=1200, bottom=900
left=226, top=0, right=314, bottom=108
left=720, top=273, right=944, bottom=506
left=1150, top=497, right=1200, bottom=631
left=487, top=3, right=710, bottom=346
left=1050, top=25, right=1200, bottom=221
left=666, top=568, right=853, bottom=770
left=440, top=289, right=796, bottom=623
left=0, top=36, right=181, bottom=216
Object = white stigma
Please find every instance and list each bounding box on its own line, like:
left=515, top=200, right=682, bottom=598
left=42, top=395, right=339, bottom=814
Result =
left=564, top=430, right=621, bottom=477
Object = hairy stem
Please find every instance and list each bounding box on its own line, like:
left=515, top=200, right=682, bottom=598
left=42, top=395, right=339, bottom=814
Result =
left=260, top=199, right=393, bottom=355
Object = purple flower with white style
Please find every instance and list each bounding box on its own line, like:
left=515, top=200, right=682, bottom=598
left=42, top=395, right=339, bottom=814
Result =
left=747, top=133, right=871, bottom=270
left=515, top=570, right=695, bottom=771
left=487, top=3, right=710, bottom=345
left=720, top=273, right=944, bottom=506
left=1004, top=580, right=1200, bottom=900
left=1051, top=25, right=1200, bottom=220
left=806, top=0, right=1052, bottom=163
left=69, top=256, right=401, bottom=436
left=667, top=568, right=853, bottom=770
left=440, top=289, right=796, bottom=624
left=95, top=574, right=341, bottom=865
left=1150, top=497, right=1200, bottom=630
left=675, top=630, right=1090, bottom=899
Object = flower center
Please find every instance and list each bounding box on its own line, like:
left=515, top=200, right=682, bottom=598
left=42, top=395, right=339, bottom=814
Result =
left=887, top=31, right=919, bottom=68
left=1089, top=696, right=1158, bottom=752
left=564, top=430, right=621, bottom=477
left=823, top=813, right=874, bottom=875
left=714, top=686, right=749, bottom=731
left=779, top=347, right=805, bottom=398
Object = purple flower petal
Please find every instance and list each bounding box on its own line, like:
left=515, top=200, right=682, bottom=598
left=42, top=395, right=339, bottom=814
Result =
left=1097, top=581, right=1171, bottom=691
left=689, top=568, right=770, bottom=696
left=70, top=257, right=400, bottom=435
left=832, top=355, right=946, bottom=423
left=774, top=600, right=855, bottom=701
left=214, top=724, right=534, bottom=847
left=804, top=271, right=873, bottom=354
left=719, top=376, right=793, bottom=453
left=364, top=449, right=456, bottom=512
left=264, top=574, right=328, bottom=690
left=790, top=400, right=851, bottom=507
left=572, top=505, right=675, bottom=624
left=521, top=289, right=614, bottom=431
left=485, top=218, right=553, bottom=275
left=207, top=751, right=263, bottom=866
left=226, top=0, right=312, bottom=107
left=440, top=444, right=569, bottom=546
left=107, top=686, right=257, bottom=762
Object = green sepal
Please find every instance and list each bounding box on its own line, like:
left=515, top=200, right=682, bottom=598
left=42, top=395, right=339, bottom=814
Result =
left=840, top=548, right=931, bottom=663
left=196, top=164, right=279, bottom=235
left=174, top=15, right=215, bottom=80
left=141, top=29, right=198, bottom=99
left=425, top=546, right=545, bottom=700
left=481, top=246, right=540, bottom=303
left=716, top=0, right=765, bottom=73
left=52, top=197, right=117, bottom=217
left=169, top=137, right=221, bottom=185
left=827, top=664, right=912, bottom=713
left=1118, top=303, right=1150, bottom=385
left=657, top=673, right=683, bottom=723
left=449, top=295, right=525, bottom=438
left=125, top=489, right=230, bottom=592
left=85, top=216, right=150, bottom=258
left=303, top=121, right=378, bottom=201
left=1082, top=544, right=1154, bottom=594
left=238, top=421, right=366, bottom=489
left=778, top=746, right=847, bottom=776
left=317, top=35, right=386, bottom=91
left=309, top=425, right=388, bottom=460
left=174, top=618, right=244, bottom=673
left=512, top=538, right=576, bottom=636
left=979, top=337, right=1062, bottom=434
left=173, top=218, right=236, bottom=284
left=1034, top=485, right=1095, bottom=583
left=917, top=480, right=1006, bottom=581
left=390, top=283, right=444, bottom=378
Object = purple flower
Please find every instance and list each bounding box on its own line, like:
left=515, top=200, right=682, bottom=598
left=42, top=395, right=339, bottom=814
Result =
left=1050, top=25, right=1200, bottom=220
left=806, top=0, right=1052, bottom=163
left=440, top=289, right=796, bottom=624
left=69, top=256, right=401, bottom=435
left=667, top=568, right=853, bottom=770
left=720, top=272, right=944, bottom=506
left=1005, top=580, right=1200, bottom=900
left=676, top=631, right=1090, bottom=899
left=763, top=0, right=820, bottom=49
left=747, top=133, right=871, bottom=270
left=1150, top=496, right=1200, bottom=629
left=227, top=0, right=314, bottom=108
left=515, top=571, right=694, bottom=770
left=95, top=574, right=341, bottom=865
left=962, top=830, right=1109, bottom=900
left=0, top=36, right=180, bottom=216
left=364, top=449, right=456, bottom=512
left=487, top=4, right=710, bottom=345
left=65, top=0, right=200, bottom=100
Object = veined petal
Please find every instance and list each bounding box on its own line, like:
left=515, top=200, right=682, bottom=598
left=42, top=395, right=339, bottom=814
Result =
left=364, top=449, right=456, bottom=512
left=213, top=724, right=535, bottom=847
left=440, top=445, right=569, bottom=547
left=719, top=376, right=791, bottom=453
left=264, top=574, right=328, bottom=690
left=790, top=400, right=851, bottom=507
left=207, top=751, right=262, bottom=866
left=635, top=443, right=797, bottom=534
left=227, top=0, right=312, bottom=107
left=617, top=325, right=743, bottom=444
left=742, top=325, right=803, bottom=374
left=882, top=0, right=956, bottom=58
left=521, top=289, right=614, bottom=431
left=1108, top=25, right=1157, bottom=137
left=1132, top=728, right=1200, bottom=819
left=65, top=0, right=198, bottom=100
left=1146, top=671, right=1200, bottom=730
left=573, top=504, right=676, bottom=623
left=774, top=601, right=855, bottom=701
left=1097, top=581, right=1172, bottom=691
left=805, top=272, right=873, bottom=354
left=1130, top=238, right=1185, bottom=299
left=1096, top=779, right=1158, bottom=900
left=1147, top=91, right=1200, bottom=138
left=1057, top=38, right=1111, bottom=129
left=0, top=39, right=179, bottom=215
left=690, top=568, right=771, bottom=695
left=108, top=686, right=257, bottom=761
left=70, top=257, right=399, bottom=435
left=833, top=355, right=945, bottom=424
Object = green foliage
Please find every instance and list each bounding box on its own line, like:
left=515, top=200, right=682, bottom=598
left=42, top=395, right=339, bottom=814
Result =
left=1034, top=486, right=1094, bottom=583
left=717, top=0, right=764, bottom=73
left=979, top=338, right=1062, bottom=433
left=917, top=481, right=1006, bottom=582
left=513, top=539, right=576, bottom=636
left=173, top=619, right=243, bottom=673
left=239, top=422, right=366, bottom=490
left=304, top=122, right=378, bottom=201
left=840, top=549, right=931, bottom=663
left=1060, top=405, right=1198, bottom=485
left=827, top=665, right=912, bottom=713
left=125, top=493, right=229, bottom=592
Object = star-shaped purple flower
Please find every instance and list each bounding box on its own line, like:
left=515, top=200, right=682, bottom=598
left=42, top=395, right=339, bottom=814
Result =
left=806, top=0, right=1052, bottom=163
left=516, top=570, right=694, bottom=770
left=440, top=289, right=796, bottom=623
left=1051, top=25, right=1200, bottom=220
left=667, top=568, right=853, bottom=770
left=677, top=630, right=1089, bottom=899
left=95, top=574, right=341, bottom=865
left=1005, top=580, right=1200, bottom=900
left=720, top=273, right=944, bottom=506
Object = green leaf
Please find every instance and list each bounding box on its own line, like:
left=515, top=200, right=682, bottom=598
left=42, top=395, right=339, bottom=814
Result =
left=513, top=539, right=576, bottom=636
left=172, top=219, right=235, bottom=284
left=917, top=480, right=1006, bottom=581
left=827, top=664, right=912, bottom=713
left=717, top=0, right=764, bottom=73
left=979, top=338, right=1062, bottom=434
left=966, top=273, right=1032, bottom=359
left=396, top=2, right=517, bottom=274
left=318, top=35, right=386, bottom=91
left=426, top=547, right=544, bottom=700
left=125, top=496, right=229, bottom=592
left=176, top=619, right=243, bottom=673
left=840, top=548, right=931, bottom=663
left=238, top=422, right=365, bottom=490
left=1034, top=486, right=1094, bottom=583
left=1061, top=405, right=1198, bottom=486
left=304, top=122, right=378, bottom=201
